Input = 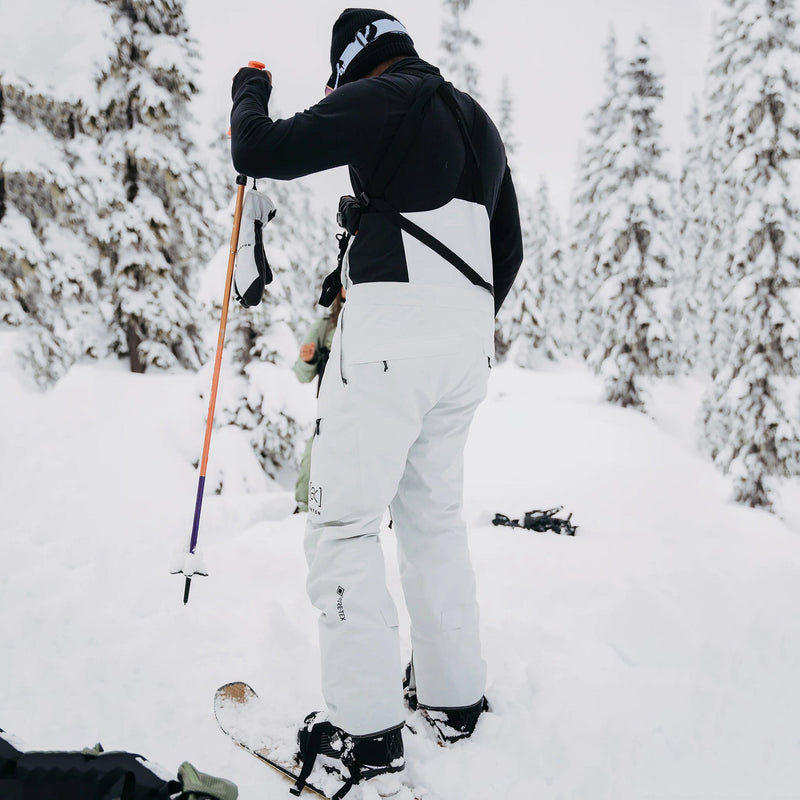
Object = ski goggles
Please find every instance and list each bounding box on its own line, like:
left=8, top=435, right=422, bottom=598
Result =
left=325, top=18, right=411, bottom=96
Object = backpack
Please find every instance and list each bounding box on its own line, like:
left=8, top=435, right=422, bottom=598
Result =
left=0, top=730, right=237, bottom=800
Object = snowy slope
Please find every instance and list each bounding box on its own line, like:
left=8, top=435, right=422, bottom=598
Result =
left=1, top=332, right=799, bottom=800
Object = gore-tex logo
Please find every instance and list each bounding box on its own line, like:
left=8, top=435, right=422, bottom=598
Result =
left=337, top=586, right=346, bottom=621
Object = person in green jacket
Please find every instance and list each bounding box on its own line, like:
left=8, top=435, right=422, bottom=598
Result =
left=293, top=291, right=344, bottom=512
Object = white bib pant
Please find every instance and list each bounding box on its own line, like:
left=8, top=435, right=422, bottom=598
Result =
left=304, top=294, right=490, bottom=735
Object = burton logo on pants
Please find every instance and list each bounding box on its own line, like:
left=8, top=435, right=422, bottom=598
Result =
left=309, top=483, right=323, bottom=515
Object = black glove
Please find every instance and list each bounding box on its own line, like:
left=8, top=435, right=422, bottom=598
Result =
left=337, top=195, right=363, bottom=236
left=231, top=66, right=272, bottom=103
left=319, top=233, right=350, bottom=307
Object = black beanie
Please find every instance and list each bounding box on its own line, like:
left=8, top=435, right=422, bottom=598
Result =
left=326, top=8, right=418, bottom=92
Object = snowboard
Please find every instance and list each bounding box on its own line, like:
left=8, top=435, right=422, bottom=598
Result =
left=214, top=682, right=329, bottom=798
left=213, top=682, right=431, bottom=800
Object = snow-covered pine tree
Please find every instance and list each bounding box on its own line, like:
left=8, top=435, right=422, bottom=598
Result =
left=498, top=180, right=566, bottom=366
left=495, top=188, right=544, bottom=362
left=587, top=32, right=679, bottom=409
left=696, top=0, right=747, bottom=376
left=531, top=180, right=568, bottom=357
left=675, top=99, right=707, bottom=373
left=95, top=0, right=220, bottom=374
left=496, top=76, right=517, bottom=168
left=0, top=76, right=109, bottom=385
left=440, top=0, right=482, bottom=99
left=700, top=0, right=800, bottom=509
left=493, top=73, right=523, bottom=359
left=567, top=31, right=624, bottom=361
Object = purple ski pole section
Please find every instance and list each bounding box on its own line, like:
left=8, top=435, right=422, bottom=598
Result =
left=184, top=475, right=207, bottom=605
left=189, top=475, right=206, bottom=554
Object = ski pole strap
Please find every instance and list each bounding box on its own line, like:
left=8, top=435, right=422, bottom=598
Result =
left=362, top=194, right=494, bottom=296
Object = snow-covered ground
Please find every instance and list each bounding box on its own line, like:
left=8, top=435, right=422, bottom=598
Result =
left=1, top=332, right=799, bottom=800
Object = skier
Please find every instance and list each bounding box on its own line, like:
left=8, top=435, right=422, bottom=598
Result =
left=292, top=290, right=344, bottom=513
left=230, top=8, right=522, bottom=794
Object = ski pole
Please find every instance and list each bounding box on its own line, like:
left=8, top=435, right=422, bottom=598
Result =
left=179, top=60, right=268, bottom=606
left=181, top=174, right=248, bottom=605
left=180, top=60, right=266, bottom=605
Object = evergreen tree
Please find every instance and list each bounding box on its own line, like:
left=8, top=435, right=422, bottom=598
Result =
left=493, top=73, right=521, bottom=359
left=495, top=189, right=544, bottom=362
left=697, top=0, right=747, bottom=376
left=499, top=180, right=565, bottom=366
left=440, top=0, right=482, bottom=98
left=567, top=31, right=624, bottom=360
left=587, top=32, right=679, bottom=409
left=532, top=180, right=568, bottom=357
left=0, top=77, right=110, bottom=385
left=675, top=99, right=707, bottom=372
left=700, top=0, right=800, bottom=509
left=95, top=0, right=220, bottom=374
left=496, top=76, right=517, bottom=167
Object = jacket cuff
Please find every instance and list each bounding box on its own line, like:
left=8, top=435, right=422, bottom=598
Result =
left=231, top=67, right=272, bottom=105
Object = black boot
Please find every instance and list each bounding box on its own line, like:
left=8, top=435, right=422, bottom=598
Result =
left=403, top=660, right=489, bottom=743
left=292, top=712, right=404, bottom=799
left=419, top=696, right=490, bottom=743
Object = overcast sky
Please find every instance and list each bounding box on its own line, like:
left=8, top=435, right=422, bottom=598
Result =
left=1, top=0, right=719, bottom=218
left=185, top=0, right=719, bottom=216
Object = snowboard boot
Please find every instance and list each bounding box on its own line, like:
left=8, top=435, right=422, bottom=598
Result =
left=292, top=712, right=404, bottom=799
left=403, top=661, right=489, bottom=744
left=418, top=696, right=490, bottom=743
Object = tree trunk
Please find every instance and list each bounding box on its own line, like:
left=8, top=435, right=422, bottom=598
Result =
left=126, top=322, right=145, bottom=373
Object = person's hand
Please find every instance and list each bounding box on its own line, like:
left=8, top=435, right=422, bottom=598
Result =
left=231, top=63, right=272, bottom=98
left=300, top=343, right=317, bottom=362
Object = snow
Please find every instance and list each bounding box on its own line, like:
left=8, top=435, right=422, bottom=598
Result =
left=0, top=0, right=113, bottom=104
left=1, top=332, right=799, bottom=799
left=0, top=117, right=73, bottom=182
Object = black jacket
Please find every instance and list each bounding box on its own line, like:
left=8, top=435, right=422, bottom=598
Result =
left=231, top=58, right=522, bottom=313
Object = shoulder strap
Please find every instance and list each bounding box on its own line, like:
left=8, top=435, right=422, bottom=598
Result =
left=365, top=195, right=493, bottom=295
left=359, top=74, right=493, bottom=298
left=436, top=83, right=481, bottom=171
left=366, top=75, right=444, bottom=199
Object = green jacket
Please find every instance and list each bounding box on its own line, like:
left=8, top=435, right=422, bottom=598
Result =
left=293, top=316, right=336, bottom=386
